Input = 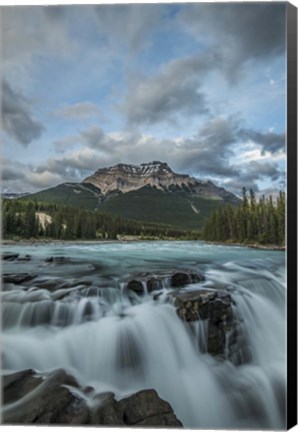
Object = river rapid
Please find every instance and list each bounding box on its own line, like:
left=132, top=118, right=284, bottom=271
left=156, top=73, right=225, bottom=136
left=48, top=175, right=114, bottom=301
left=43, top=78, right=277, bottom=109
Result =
left=1, top=241, right=286, bottom=429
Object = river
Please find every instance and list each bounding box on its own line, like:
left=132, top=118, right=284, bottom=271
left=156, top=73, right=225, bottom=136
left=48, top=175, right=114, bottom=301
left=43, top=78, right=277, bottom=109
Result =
left=1, top=241, right=286, bottom=429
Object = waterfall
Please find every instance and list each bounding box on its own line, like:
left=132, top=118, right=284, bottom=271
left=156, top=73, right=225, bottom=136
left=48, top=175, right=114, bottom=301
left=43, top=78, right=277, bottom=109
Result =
left=1, top=241, right=286, bottom=429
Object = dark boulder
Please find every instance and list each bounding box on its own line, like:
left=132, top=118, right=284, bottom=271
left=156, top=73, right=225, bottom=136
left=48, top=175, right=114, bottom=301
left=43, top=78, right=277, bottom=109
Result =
left=45, top=257, right=54, bottom=262
left=2, top=369, right=89, bottom=425
left=3, top=273, right=36, bottom=284
left=171, top=271, right=205, bottom=287
left=125, top=269, right=205, bottom=296
left=172, top=289, right=238, bottom=360
left=2, top=368, right=182, bottom=427
left=126, top=279, right=144, bottom=295
left=2, top=252, right=19, bottom=261
left=126, top=277, right=163, bottom=296
left=45, top=256, right=70, bottom=264
left=91, top=393, right=125, bottom=425
left=119, top=389, right=183, bottom=427
left=3, top=369, right=43, bottom=405
left=92, top=389, right=182, bottom=427
left=147, top=277, right=163, bottom=292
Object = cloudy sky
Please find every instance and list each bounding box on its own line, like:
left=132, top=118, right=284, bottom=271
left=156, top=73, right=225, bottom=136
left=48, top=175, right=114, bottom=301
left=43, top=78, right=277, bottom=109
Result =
left=2, top=2, right=287, bottom=196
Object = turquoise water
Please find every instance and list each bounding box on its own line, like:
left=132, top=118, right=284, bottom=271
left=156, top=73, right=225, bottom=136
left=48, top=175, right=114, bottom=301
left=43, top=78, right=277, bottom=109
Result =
left=1, top=241, right=286, bottom=429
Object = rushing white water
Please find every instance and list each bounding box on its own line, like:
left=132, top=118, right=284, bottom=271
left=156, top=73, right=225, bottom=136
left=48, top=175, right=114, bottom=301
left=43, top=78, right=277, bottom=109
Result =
left=1, top=241, right=286, bottom=429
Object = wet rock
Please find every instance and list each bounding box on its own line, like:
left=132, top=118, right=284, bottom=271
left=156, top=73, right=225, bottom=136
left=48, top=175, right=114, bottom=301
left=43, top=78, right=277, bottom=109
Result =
left=34, top=279, right=63, bottom=290
left=171, top=271, right=205, bottom=287
left=125, top=269, right=204, bottom=296
left=2, top=252, right=19, bottom=261
left=172, top=289, right=237, bottom=359
left=3, top=369, right=43, bottom=405
left=2, top=369, right=89, bottom=425
left=126, top=277, right=163, bottom=296
left=45, top=257, right=54, bottom=263
left=91, top=393, right=125, bottom=425
left=3, top=273, right=36, bottom=284
left=82, top=385, right=95, bottom=395
left=45, top=256, right=70, bottom=264
left=35, top=278, right=91, bottom=292
left=147, top=277, right=163, bottom=292
left=91, top=389, right=182, bottom=427
left=2, top=368, right=182, bottom=427
left=119, top=389, right=182, bottom=427
left=126, top=279, right=144, bottom=295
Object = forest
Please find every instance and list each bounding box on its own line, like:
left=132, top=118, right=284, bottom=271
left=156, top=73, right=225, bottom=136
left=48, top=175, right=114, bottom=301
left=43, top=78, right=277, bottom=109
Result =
left=202, top=188, right=285, bottom=245
left=2, top=199, right=199, bottom=240
left=2, top=188, right=285, bottom=245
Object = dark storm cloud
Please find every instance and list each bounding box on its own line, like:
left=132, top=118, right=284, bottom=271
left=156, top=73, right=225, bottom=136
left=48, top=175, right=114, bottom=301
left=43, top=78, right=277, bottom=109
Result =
left=170, top=118, right=285, bottom=195
left=81, top=126, right=107, bottom=149
left=1, top=158, right=29, bottom=192
left=245, top=161, right=282, bottom=181
left=174, top=116, right=241, bottom=177
left=240, top=129, right=285, bottom=154
left=2, top=166, right=25, bottom=181
left=179, top=3, right=286, bottom=80
left=224, top=178, right=260, bottom=194
left=2, top=81, right=45, bottom=146
left=121, top=52, right=218, bottom=125
left=35, top=159, right=72, bottom=177
left=223, top=161, right=283, bottom=195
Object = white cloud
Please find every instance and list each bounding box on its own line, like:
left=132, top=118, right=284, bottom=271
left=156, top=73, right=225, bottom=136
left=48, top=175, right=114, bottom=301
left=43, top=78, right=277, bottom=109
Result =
left=179, top=3, right=286, bottom=81
left=26, top=171, right=65, bottom=189
left=2, top=81, right=45, bottom=146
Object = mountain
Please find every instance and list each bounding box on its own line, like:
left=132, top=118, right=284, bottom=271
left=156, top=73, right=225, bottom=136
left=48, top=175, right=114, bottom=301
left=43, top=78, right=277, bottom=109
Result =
left=20, top=182, right=102, bottom=210
left=20, top=161, right=240, bottom=229
left=82, top=161, right=238, bottom=203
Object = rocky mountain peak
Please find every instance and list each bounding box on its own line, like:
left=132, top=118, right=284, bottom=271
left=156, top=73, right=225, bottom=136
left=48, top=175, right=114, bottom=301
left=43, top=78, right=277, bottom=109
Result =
left=109, top=161, right=173, bottom=176
left=82, top=161, right=239, bottom=203
left=82, top=161, right=186, bottom=195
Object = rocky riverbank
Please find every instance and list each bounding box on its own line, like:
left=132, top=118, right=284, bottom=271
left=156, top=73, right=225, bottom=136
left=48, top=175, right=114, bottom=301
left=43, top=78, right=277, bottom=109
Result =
left=204, top=240, right=285, bottom=250
left=2, top=369, right=182, bottom=426
left=2, top=246, right=274, bottom=427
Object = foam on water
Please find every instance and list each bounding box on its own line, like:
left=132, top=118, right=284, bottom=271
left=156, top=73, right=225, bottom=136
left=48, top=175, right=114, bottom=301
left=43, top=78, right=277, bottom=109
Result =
left=1, top=241, right=286, bottom=429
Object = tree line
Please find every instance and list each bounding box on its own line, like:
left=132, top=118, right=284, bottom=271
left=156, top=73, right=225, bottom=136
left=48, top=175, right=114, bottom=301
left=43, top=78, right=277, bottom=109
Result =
left=202, top=188, right=285, bottom=245
left=2, top=199, right=200, bottom=240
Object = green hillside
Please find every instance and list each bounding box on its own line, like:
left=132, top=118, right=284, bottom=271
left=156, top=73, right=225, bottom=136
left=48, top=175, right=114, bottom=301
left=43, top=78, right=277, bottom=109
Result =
left=22, top=183, right=237, bottom=230
left=21, top=183, right=100, bottom=210
left=98, top=186, right=228, bottom=229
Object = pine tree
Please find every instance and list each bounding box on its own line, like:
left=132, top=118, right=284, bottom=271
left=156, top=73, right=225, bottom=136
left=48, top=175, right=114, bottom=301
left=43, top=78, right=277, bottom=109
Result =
left=202, top=188, right=286, bottom=246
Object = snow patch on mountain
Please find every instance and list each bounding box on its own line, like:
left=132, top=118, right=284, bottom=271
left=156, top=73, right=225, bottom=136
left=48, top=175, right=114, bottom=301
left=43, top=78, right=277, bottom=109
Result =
left=82, top=161, right=239, bottom=203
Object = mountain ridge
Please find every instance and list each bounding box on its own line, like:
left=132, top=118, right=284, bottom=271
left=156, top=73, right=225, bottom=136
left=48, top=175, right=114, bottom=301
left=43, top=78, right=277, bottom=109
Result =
left=82, top=161, right=239, bottom=204
left=17, top=161, right=240, bottom=230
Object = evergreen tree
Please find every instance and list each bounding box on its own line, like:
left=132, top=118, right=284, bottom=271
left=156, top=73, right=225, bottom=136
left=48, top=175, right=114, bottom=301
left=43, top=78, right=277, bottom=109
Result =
left=202, top=189, right=285, bottom=246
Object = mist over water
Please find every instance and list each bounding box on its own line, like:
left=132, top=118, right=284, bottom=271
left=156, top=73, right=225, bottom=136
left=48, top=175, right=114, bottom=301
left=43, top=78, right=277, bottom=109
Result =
left=2, top=241, right=286, bottom=429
